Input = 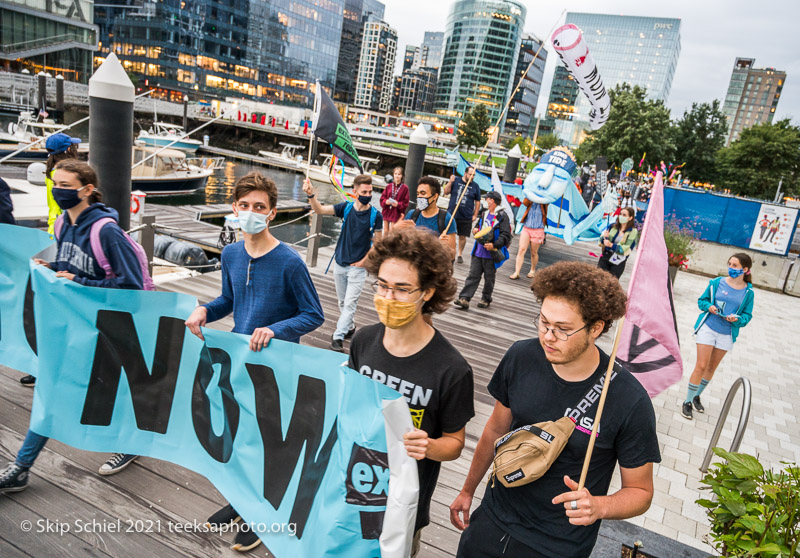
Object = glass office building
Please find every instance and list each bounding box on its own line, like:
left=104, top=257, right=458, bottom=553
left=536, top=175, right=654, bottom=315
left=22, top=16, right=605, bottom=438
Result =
left=434, top=0, right=526, bottom=131
left=545, top=12, right=681, bottom=146
left=95, top=0, right=345, bottom=105
left=504, top=33, right=547, bottom=138
left=722, top=57, right=785, bottom=146
left=334, top=0, right=384, bottom=104
left=1, top=0, right=98, bottom=82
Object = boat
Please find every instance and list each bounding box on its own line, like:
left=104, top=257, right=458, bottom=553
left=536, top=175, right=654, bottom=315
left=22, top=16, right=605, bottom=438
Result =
left=307, top=154, right=387, bottom=189
left=137, top=121, right=202, bottom=154
left=131, top=143, right=220, bottom=195
left=257, top=142, right=304, bottom=171
left=0, top=112, right=83, bottom=160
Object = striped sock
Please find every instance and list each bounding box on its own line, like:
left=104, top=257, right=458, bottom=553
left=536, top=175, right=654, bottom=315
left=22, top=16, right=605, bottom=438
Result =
left=685, top=383, right=699, bottom=404
left=695, top=379, right=710, bottom=398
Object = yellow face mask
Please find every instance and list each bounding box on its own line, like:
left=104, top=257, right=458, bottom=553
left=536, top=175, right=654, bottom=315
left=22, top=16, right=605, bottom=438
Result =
left=373, top=293, right=421, bottom=329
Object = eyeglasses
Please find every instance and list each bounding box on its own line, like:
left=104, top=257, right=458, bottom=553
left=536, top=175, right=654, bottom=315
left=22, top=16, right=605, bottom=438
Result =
left=371, top=281, right=422, bottom=301
left=535, top=313, right=590, bottom=341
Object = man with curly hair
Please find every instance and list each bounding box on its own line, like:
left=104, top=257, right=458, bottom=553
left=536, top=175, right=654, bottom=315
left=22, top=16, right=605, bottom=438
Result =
left=450, top=262, right=660, bottom=558
left=349, top=227, right=475, bottom=556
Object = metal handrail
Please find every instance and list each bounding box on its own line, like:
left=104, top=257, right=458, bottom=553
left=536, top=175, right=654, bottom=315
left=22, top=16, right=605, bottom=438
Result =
left=700, top=377, right=752, bottom=473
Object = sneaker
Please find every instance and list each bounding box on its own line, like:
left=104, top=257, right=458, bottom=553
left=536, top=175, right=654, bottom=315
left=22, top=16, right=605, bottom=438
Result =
left=344, top=326, right=356, bottom=339
left=477, top=300, right=491, bottom=309
left=692, top=396, right=705, bottom=413
left=680, top=401, right=693, bottom=420
left=98, top=453, right=138, bottom=476
left=0, top=463, right=29, bottom=493
left=20, top=375, right=36, bottom=387
left=206, top=503, right=241, bottom=530
left=231, top=525, right=262, bottom=552
left=457, top=256, right=464, bottom=264
left=330, top=338, right=345, bottom=353
left=453, top=298, right=469, bottom=310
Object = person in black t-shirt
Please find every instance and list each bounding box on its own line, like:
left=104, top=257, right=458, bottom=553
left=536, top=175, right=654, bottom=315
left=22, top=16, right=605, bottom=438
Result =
left=349, top=227, right=475, bottom=557
left=450, top=262, right=661, bottom=558
left=445, top=166, right=482, bottom=263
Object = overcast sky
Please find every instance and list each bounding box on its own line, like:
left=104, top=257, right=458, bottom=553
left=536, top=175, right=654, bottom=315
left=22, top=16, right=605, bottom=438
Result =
left=384, top=0, right=799, bottom=123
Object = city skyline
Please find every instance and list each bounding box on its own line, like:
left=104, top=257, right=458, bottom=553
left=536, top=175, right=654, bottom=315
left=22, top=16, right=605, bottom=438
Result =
left=385, top=0, right=799, bottom=125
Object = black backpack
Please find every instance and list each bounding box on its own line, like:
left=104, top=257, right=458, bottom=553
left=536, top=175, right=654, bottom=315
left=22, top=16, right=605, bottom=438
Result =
left=410, top=207, right=448, bottom=233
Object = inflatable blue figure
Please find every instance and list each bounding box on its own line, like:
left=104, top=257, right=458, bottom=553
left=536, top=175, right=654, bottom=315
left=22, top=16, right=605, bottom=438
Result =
left=518, top=147, right=606, bottom=244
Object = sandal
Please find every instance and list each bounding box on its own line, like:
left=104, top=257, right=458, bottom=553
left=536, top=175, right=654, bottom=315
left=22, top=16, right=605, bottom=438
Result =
left=527, top=271, right=535, bottom=278
left=509, top=273, right=520, bottom=280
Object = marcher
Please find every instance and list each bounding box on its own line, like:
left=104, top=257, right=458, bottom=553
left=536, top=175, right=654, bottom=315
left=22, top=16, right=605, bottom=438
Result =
left=454, top=191, right=511, bottom=310
left=681, top=253, right=754, bottom=420
left=396, top=176, right=457, bottom=256
left=0, top=176, right=14, bottom=225
left=0, top=160, right=146, bottom=494
left=186, top=172, right=324, bottom=551
left=44, top=132, right=81, bottom=234
left=379, top=166, right=409, bottom=232
left=302, top=174, right=382, bottom=352
left=349, top=227, right=474, bottom=557
left=510, top=200, right=547, bottom=280
left=450, top=262, right=661, bottom=558
left=445, top=166, right=482, bottom=263
left=597, top=207, right=638, bottom=279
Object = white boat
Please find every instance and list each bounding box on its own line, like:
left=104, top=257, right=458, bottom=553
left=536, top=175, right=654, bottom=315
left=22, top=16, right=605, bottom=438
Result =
left=307, top=154, right=387, bottom=189
left=131, top=143, right=220, bottom=195
left=257, top=142, right=304, bottom=171
left=137, top=122, right=202, bottom=154
left=0, top=112, right=85, bottom=160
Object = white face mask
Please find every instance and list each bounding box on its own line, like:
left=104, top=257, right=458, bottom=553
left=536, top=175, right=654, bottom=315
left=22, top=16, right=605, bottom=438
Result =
left=417, top=196, right=430, bottom=211
left=237, top=210, right=269, bottom=234
left=618, top=215, right=630, bottom=224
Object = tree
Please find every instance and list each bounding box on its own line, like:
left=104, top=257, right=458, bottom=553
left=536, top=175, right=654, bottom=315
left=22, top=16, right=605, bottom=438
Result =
left=579, top=83, right=675, bottom=169
left=672, top=100, right=728, bottom=183
left=716, top=119, right=800, bottom=199
left=534, top=133, right=561, bottom=153
left=504, top=135, right=534, bottom=156
left=458, top=104, right=491, bottom=152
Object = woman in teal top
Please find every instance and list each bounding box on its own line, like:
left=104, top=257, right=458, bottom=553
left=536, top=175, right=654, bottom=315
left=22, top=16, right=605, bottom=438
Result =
left=681, top=253, right=755, bottom=420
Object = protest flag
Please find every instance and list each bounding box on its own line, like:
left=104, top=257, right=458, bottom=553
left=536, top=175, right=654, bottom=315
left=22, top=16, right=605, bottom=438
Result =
left=311, top=82, right=362, bottom=173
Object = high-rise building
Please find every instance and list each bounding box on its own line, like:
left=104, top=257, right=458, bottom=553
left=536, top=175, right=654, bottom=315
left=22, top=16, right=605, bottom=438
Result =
left=722, top=58, right=786, bottom=146
left=504, top=33, right=547, bottom=138
left=435, top=0, right=526, bottom=131
left=1, top=0, right=98, bottom=82
left=544, top=13, right=681, bottom=146
left=95, top=0, right=346, bottom=105
left=419, top=32, right=444, bottom=70
left=353, top=20, right=397, bottom=112
left=335, top=0, right=386, bottom=104
left=398, top=67, right=437, bottom=114
left=402, top=45, right=418, bottom=73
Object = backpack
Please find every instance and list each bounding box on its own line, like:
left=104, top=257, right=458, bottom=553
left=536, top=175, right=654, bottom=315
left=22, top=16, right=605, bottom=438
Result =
left=54, top=215, right=155, bottom=291
left=409, top=207, right=447, bottom=233
left=342, top=202, right=378, bottom=235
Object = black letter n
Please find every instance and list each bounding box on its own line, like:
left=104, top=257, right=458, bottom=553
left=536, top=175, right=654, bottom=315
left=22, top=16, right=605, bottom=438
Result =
left=80, top=310, right=184, bottom=433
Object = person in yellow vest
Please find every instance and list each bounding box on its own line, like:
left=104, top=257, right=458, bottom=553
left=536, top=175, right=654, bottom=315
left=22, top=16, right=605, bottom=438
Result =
left=44, top=132, right=81, bottom=235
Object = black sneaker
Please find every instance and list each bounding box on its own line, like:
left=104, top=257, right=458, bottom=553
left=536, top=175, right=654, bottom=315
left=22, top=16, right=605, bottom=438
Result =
left=454, top=298, right=469, bottom=310
left=692, top=396, right=705, bottom=413
left=0, top=463, right=29, bottom=493
left=680, top=401, right=693, bottom=420
left=98, top=453, right=138, bottom=476
left=20, top=375, right=36, bottom=387
left=232, top=524, right=262, bottom=552
left=477, top=300, right=491, bottom=309
left=344, top=326, right=356, bottom=339
left=457, top=255, right=464, bottom=264
left=330, top=338, right=345, bottom=353
left=206, top=503, right=241, bottom=530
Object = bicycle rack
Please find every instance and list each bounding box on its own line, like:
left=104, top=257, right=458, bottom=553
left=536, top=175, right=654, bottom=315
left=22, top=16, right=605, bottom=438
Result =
left=700, top=377, right=752, bottom=473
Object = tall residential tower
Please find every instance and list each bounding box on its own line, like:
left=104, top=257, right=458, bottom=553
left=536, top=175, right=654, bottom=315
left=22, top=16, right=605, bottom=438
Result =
left=721, top=58, right=786, bottom=146
left=353, top=20, right=397, bottom=112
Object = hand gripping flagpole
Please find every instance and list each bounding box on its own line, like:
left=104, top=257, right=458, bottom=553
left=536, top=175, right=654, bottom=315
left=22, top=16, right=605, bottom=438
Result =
left=443, top=10, right=566, bottom=235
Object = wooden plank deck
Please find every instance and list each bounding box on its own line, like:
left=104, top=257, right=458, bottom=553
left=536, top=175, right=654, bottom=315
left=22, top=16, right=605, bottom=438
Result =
left=0, top=233, right=631, bottom=557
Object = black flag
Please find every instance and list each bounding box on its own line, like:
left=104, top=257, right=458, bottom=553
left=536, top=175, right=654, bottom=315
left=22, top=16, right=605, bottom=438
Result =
left=311, top=83, right=362, bottom=173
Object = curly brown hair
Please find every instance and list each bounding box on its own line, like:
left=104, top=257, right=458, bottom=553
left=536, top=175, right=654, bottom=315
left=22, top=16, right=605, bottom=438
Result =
left=233, top=172, right=278, bottom=209
left=531, top=261, right=627, bottom=334
left=365, top=228, right=457, bottom=314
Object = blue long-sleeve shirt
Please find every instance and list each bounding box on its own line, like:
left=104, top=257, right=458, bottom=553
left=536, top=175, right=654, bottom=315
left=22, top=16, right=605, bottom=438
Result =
left=203, top=241, right=324, bottom=343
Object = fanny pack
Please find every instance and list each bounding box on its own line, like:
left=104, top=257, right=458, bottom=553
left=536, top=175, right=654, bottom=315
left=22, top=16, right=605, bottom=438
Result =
left=490, top=366, right=618, bottom=488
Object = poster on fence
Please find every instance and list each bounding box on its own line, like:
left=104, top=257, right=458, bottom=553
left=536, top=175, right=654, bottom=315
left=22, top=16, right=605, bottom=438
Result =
left=748, top=204, right=799, bottom=255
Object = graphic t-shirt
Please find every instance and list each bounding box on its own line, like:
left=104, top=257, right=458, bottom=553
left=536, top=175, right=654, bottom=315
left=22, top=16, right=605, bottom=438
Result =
left=447, top=177, right=482, bottom=221
left=705, top=280, right=747, bottom=335
left=333, top=202, right=383, bottom=266
left=481, top=339, right=661, bottom=558
left=349, top=324, right=475, bottom=531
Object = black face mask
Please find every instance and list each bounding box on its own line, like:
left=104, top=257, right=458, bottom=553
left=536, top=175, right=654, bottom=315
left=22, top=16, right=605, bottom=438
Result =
left=52, top=186, right=85, bottom=210
left=358, top=195, right=372, bottom=205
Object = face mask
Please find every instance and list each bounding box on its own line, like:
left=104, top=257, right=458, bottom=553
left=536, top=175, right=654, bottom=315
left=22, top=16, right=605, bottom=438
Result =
left=358, top=195, right=372, bottom=205
left=618, top=216, right=630, bottom=224
left=51, top=186, right=86, bottom=210
left=417, top=196, right=430, bottom=211
left=237, top=210, right=268, bottom=234
left=728, top=267, right=744, bottom=278
left=373, top=293, right=420, bottom=329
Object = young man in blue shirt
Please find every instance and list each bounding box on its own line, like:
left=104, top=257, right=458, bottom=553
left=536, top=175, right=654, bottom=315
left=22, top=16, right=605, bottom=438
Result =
left=445, top=166, right=481, bottom=263
left=302, top=174, right=382, bottom=352
left=396, top=176, right=457, bottom=258
left=185, top=172, right=324, bottom=552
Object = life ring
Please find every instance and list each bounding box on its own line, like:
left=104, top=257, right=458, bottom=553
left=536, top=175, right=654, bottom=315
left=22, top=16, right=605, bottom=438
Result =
left=130, top=196, right=141, bottom=214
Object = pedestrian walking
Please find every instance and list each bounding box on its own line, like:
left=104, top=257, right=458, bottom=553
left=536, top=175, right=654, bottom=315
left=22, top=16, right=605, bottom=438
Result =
left=445, top=167, right=482, bottom=264
left=509, top=200, right=547, bottom=280
left=44, top=132, right=81, bottom=235
left=379, top=166, right=409, bottom=232
left=597, top=207, right=638, bottom=279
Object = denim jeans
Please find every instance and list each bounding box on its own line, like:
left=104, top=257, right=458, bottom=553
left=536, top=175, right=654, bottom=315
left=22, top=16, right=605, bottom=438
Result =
left=16, top=429, right=49, bottom=469
left=332, top=262, right=367, bottom=340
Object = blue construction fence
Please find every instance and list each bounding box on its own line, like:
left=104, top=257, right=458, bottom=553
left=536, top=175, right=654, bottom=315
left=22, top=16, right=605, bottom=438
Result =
left=662, top=187, right=799, bottom=256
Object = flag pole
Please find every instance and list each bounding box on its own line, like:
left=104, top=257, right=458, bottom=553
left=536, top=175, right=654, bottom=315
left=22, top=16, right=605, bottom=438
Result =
left=306, top=83, right=320, bottom=179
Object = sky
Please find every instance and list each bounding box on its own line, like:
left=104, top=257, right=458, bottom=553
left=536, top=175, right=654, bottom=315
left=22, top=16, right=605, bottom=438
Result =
left=384, top=0, right=799, bottom=123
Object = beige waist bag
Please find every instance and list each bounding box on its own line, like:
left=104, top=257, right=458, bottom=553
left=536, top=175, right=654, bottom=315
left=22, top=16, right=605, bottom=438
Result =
left=490, top=416, right=576, bottom=488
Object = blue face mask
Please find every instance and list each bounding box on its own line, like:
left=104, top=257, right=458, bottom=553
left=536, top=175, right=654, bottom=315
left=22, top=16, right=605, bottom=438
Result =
left=237, top=210, right=268, bottom=234
left=52, top=186, right=85, bottom=210
left=728, top=267, right=744, bottom=278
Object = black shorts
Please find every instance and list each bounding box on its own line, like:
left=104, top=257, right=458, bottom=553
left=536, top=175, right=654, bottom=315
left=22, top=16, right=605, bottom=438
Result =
left=455, top=219, right=473, bottom=237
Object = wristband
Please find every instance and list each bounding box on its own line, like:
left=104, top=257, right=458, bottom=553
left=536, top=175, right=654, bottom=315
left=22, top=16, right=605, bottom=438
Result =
left=307, top=194, right=315, bottom=199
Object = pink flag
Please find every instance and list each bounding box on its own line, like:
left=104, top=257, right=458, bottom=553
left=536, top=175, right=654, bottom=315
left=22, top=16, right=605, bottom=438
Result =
left=616, top=173, right=683, bottom=397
